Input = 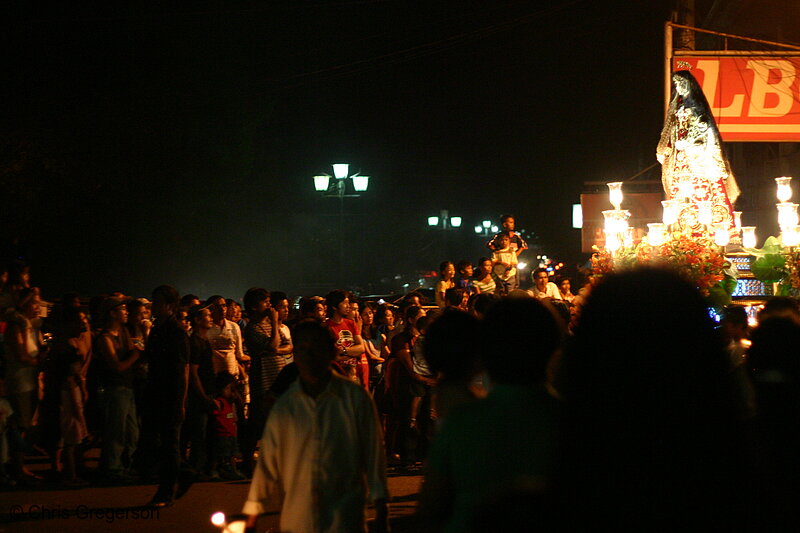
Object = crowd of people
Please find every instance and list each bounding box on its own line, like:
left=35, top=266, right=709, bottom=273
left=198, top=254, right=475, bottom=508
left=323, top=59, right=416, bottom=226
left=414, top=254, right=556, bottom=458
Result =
left=3, top=235, right=800, bottom=529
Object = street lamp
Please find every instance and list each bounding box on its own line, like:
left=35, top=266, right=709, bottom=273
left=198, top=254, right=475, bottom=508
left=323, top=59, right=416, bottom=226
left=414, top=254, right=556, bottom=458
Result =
left=474, top=219, right=495, bottom=237
left=428, top=210, right=463, bottom=259
left=313, top=163, right=370, bottom=287
left=428, top=210, right=463, bottom=230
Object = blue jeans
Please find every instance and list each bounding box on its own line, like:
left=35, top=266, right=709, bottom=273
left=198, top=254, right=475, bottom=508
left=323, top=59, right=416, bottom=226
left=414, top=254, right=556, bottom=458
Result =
left=101, top=385, right=138, bottom=474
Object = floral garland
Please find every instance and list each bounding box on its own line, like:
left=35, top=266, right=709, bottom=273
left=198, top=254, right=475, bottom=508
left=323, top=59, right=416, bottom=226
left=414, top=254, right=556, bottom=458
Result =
left=591, top=234, right=729, bottom=296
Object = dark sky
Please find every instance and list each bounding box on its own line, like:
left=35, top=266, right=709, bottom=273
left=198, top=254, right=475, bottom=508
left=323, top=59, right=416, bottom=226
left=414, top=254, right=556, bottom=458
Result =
left=1, top=1, right=736, bottom=299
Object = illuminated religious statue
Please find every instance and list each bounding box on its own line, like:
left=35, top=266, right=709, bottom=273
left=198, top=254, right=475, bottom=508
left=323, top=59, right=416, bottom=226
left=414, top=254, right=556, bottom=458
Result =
left=657, top=70, right=740, bottom=236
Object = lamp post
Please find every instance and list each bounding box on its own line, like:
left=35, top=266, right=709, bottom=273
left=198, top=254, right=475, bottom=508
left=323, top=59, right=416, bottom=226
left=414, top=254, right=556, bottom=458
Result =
left=473, top=219, right=499, bottom=237
left=427, top=210, right=463, bottom=260
left=313, top=163, right=370, bottom=287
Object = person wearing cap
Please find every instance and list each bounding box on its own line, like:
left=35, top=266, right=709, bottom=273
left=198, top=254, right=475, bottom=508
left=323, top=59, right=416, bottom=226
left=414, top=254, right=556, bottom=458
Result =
left=96, top=296, right=141, bottom=481
left=183, top=302, right=216, bottom=478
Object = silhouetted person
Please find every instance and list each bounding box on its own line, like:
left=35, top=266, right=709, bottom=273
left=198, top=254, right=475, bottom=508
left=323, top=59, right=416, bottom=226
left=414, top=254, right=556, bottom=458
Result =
left=554, top=268, right=773, bottom=529
left=423, top=309, right=484, bottom=423
left=748, top=316, right=800, bottom=505
left=416, top=298, right=563, bottom=533
left=141, top=285, right=190, bottom=507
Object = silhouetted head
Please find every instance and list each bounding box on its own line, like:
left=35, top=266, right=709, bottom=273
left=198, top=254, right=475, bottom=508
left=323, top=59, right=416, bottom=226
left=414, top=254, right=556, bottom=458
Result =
left=425, top=309, right=480, bottom=380
left=481, top=298, right=563, bottom=386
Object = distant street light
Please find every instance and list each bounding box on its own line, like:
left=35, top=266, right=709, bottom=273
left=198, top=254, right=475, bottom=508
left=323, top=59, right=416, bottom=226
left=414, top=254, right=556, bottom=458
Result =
left=427, top=210, right=462, bottom=259
left=313, top=163, right=370, bottom=287
left=427, top=210, right=462, bottom=230
left=474, top=219, right=494, bottom=237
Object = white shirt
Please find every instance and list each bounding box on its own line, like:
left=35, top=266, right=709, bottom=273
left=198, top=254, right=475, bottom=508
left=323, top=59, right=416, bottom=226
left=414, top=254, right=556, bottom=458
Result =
left=207, top=319, right=245, bottom=377
left=529, top=282, right=562, bottom=300
left=243, top=374, right=389, bottom=533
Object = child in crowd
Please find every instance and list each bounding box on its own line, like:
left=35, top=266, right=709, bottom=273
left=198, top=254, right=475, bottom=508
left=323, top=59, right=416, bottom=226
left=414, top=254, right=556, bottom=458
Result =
left=211, top=372, right=245, bottom=481
left=58, top=351, right=89, bottom=486
left=455, top=260, right=477, bottom=295
left=491, top=234, right=517, bottom=295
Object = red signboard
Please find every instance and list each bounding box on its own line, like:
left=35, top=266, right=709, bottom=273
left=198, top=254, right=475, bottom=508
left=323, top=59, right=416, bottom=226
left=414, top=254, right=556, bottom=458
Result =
left=673, top=56, right=800, bottom=142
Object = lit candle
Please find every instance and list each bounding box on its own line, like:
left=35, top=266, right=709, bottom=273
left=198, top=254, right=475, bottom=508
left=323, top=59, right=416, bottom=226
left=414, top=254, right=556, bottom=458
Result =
left=647, top=223, right=665, bottom=246
left=776, top=177, right=793, bottom=203
left=697, top=201, right=713, bottom=226
left=777, top=202, right=800, bottom=229
left=714, top=223, right=730, bottom=247
left=782, top=225, right=800, bottom=247
left=733, top=211, right=742, bottom=233
left=741, top=226, right=757, bottom=248
left=662, top=200, right=679, bottom=226
left=607, top=182, right=623, bottom=210
left=605, top=232, right=621, bottom=252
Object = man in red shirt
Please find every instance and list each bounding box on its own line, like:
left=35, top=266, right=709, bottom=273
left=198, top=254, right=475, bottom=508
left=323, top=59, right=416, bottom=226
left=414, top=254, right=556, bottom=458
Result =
left=325, top=290, right=365, bottom=387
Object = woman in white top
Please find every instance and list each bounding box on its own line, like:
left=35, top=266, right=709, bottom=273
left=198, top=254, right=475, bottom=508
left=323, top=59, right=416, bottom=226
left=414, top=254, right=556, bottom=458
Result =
left=435, top=261, right=456, bottom=309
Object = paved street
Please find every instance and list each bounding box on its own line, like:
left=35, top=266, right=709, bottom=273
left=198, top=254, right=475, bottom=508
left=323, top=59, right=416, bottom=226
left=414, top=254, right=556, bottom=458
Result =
left=0, top=462, right=422, bottom=532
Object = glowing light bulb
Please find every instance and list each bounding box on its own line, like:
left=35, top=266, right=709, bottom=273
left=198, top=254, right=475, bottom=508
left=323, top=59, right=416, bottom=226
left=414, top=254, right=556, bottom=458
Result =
left=783, top=225, right=800, bottom=247
left=697, top=201, right=713, bottom=226
left=647, top=223, right=665, bottom=246
left=733, top=211, right=742, bottom=232
left=777, top=203, right=799, bottom=229
left=714, top=224, right=730, bottom=247
left=662, top=200, right=679, bottom=226
left=776, top=176, right=793, bottom=203
left=211, top=512, right=226, bottom=527
left=607, top=182, right=623, bottom=210
left=605, top=232, right=621, bottom=252
left=741, top=226, right=757, bottom=248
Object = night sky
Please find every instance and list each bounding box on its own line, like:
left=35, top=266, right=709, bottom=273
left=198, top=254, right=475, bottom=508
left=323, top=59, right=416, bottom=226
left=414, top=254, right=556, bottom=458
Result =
left=3, top=1, right=789, bottom=300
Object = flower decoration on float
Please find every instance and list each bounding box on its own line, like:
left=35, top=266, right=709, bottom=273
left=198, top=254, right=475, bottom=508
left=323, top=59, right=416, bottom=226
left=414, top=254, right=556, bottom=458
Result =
left=591, top=180, right=734, bottom=300
left=593, top=177, right=800, bottom=299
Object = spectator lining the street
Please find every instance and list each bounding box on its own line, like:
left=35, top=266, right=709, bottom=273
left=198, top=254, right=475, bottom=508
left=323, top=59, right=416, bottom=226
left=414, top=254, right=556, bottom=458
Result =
left=435, top=261, right=456, bottom=309
left=416, top=297, right=563, bottom=533
left=242, top=320, right=389, bottom=533
left=472, top=257, right=496, bottom=295
left=95, top=297, right=140, bottom=482
left=553, top=268, right=769, bottom=529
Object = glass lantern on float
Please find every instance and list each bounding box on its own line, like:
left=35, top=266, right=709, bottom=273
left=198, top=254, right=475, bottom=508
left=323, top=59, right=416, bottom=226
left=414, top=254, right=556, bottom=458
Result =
left=647, top=223, right=665, bottom=247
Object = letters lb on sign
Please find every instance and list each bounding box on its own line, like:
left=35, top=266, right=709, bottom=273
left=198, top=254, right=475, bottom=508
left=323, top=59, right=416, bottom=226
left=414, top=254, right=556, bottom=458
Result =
left=674, top=56, right=800, bottom=142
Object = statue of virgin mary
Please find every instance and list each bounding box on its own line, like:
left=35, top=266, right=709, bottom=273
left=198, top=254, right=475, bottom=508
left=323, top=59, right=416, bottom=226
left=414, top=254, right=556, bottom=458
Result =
left=657, top=70, right=740, bottom=236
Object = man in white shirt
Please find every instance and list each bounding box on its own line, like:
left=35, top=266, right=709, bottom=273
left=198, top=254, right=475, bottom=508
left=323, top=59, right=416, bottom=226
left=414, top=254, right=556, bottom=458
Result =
left=206, top=295, right=248, bottom=377
left=243, top=320, right=389, bottom=533
left=528, top=268, right=562, bottom=301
